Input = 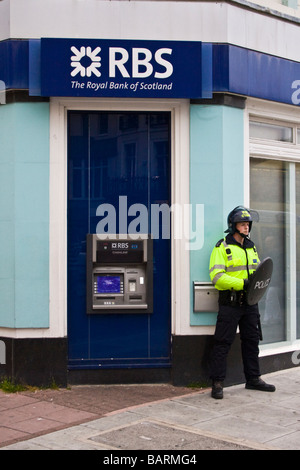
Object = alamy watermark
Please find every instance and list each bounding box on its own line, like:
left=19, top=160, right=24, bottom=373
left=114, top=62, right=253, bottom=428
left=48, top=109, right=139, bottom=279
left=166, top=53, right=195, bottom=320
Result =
left=0, top=80, right=6, bottom=105
left=291, top=350, right=300, bottom=365
left=0, top=340, right=5, bottom=365
left=292, top=80, right=300, bottom=105
left=95, top=196, right=204, bottom=250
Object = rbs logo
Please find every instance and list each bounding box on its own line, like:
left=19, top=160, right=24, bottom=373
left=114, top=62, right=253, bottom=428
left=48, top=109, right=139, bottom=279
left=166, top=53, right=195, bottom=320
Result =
left=70, top=46, right=173, bottom=79
left=112, top=242, right=129, bottom=249
left=109, top=47, right=173, bottom=79
left=41, top=38, right=204, bottom=98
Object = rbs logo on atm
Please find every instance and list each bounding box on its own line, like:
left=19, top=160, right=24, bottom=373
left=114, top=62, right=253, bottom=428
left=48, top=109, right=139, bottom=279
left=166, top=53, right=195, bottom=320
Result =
left=70, top=46, right=173, bottom=79
left=112, top=242, right=129, bottom=249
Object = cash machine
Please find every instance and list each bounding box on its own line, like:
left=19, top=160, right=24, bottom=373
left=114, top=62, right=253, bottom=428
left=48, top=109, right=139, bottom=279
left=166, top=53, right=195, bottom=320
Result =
left=86, top=234, right=153, bottom=314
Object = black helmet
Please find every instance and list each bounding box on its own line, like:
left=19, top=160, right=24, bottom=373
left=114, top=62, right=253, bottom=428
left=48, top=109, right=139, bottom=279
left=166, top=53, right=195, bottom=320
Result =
left=225, top=206, right=253, bottom=235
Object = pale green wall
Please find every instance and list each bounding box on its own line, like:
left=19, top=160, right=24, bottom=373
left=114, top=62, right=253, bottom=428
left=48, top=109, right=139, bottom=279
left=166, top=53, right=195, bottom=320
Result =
left=190, top=104, right=245, bottom=325
left=0, top=101, right=245, bottom=330
left=0, top=102, right=49, bottom=328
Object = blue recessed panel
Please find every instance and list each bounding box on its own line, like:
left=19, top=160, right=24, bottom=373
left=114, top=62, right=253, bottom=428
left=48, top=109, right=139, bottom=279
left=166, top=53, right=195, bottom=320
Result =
left=67, top=111, right=171, bottom=368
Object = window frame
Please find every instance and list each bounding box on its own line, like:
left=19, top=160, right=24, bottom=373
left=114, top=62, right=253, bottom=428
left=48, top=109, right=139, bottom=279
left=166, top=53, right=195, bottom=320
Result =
left=249, top=119, right=294, bottom=144
left=247, top=98, right=300, bottom=355
left=49, top=97, right=194, bottom=339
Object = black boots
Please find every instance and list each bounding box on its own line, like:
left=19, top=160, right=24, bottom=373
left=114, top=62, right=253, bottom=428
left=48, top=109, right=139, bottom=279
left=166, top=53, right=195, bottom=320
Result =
left=211, top=376, right=276, bottom=399
left=245, top=377, right=276, bottom=392
left=211, top=380, right=224, bottom=399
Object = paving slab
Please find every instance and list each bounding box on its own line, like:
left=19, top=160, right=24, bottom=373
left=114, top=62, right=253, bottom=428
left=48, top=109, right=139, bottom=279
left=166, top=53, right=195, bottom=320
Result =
left=0, top=383, right=200, bottom=449
left=1, top=368, right=300, bottom=450
left=87, top=419, right=252, bottom=450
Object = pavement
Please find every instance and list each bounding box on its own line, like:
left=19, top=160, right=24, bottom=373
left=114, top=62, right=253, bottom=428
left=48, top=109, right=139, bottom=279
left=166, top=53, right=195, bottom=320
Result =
left=1, top=367, right=300, bottom=451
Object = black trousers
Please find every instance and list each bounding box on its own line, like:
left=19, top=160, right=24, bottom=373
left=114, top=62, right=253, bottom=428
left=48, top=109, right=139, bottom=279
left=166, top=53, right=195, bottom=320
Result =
left=210, top=303, right=261, bottom=382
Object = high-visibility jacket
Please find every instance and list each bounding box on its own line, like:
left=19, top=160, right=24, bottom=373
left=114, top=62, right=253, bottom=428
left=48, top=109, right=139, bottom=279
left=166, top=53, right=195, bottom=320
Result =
left=209, top=234, right=260, bottom=291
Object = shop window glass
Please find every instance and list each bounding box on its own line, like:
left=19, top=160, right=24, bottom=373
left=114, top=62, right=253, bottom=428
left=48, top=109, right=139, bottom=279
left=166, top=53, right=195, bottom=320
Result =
left=250, top=121, right=293, bottom=143
left=296, top=164, right=300, bottom=338
left=250, top=158, right=286, bottom=344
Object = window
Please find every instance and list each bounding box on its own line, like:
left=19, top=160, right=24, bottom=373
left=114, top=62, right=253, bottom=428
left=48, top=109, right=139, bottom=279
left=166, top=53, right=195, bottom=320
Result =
left=250, top=116, right=300, bottom=345
left=250, top=121, right=293, bottom=143
left=250, top=159, right=287, bottom=344
left=296, top=166, right=300, bottom=339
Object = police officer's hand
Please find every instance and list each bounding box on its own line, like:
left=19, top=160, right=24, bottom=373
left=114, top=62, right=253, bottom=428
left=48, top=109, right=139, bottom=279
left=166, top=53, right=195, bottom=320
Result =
left=244, top=273, right=254, bottom=291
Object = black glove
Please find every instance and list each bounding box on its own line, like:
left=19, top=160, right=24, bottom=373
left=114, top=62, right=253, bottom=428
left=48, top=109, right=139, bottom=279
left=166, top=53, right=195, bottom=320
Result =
left=244, top=273, right=254, bottom=291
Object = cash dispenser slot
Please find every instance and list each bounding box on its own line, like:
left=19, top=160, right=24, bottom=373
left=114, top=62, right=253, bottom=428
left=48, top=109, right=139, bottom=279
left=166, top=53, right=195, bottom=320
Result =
left=86, top=234, right=153, bottom=314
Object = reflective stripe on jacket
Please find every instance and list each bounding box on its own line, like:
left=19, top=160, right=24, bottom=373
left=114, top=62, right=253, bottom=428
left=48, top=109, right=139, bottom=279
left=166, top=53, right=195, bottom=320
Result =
left=209, top=234, right=260, bottom=291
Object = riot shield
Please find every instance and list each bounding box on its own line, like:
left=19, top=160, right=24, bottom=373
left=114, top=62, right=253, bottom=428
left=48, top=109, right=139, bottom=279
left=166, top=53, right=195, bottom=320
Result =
left=246, top=257, right=273, bottom=306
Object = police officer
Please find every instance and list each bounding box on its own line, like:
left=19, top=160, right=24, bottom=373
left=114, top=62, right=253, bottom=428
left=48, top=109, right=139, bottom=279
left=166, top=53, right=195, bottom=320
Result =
left=209, top=206, right=275, bottom=399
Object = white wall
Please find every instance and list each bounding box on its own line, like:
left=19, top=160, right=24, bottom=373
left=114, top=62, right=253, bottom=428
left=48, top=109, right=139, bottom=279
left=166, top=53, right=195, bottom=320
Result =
left=1, top=0, right=300, bottom=62
left=0, top=0, right=10, bottom=39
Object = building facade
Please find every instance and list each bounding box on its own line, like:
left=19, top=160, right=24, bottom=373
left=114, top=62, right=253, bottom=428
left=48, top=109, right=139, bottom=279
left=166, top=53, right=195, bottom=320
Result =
left=1, top=0, right=300, bottom=387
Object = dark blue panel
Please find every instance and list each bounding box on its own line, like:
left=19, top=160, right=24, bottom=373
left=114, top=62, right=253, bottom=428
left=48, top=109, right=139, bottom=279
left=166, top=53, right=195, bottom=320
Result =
left=228, top=46, right=249, bottom=95
left=0, top=40, right=29, bottom=90
left=2, top=38, right=300, bottom=106
left=29, top=39, right=42, bottom=96
left=67, top=112, right=171, bottom=367
left=246, top=50, right=300, bottom=105
left=201, top=43, right=213, bottom=99
left=40, top=38, right=203, bottom=98
left=212, top=44, right=300, bottom=106
left=212, top=44, right=230, bottom=92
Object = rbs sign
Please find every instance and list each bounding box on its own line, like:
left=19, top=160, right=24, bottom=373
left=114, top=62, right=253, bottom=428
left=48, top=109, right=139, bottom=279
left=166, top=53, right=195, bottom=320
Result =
left=40, top=38, right=204, bottom=98
left=108, top=47, right=173, bottom=79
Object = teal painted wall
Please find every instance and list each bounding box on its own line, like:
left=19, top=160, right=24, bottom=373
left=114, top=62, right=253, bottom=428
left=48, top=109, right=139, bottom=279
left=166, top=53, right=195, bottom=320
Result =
left=190, top=104, right=245, bottom=325
left=0, top=102, right=49, bottom=328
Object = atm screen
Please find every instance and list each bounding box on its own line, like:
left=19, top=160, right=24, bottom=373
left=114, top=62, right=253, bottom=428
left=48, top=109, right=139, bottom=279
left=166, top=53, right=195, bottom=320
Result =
left=97, top=275, right=121, bottom=294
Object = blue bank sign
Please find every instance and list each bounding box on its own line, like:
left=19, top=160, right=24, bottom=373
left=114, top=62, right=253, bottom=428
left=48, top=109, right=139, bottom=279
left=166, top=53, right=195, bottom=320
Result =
left=40, top=38, right=205, bottom=98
